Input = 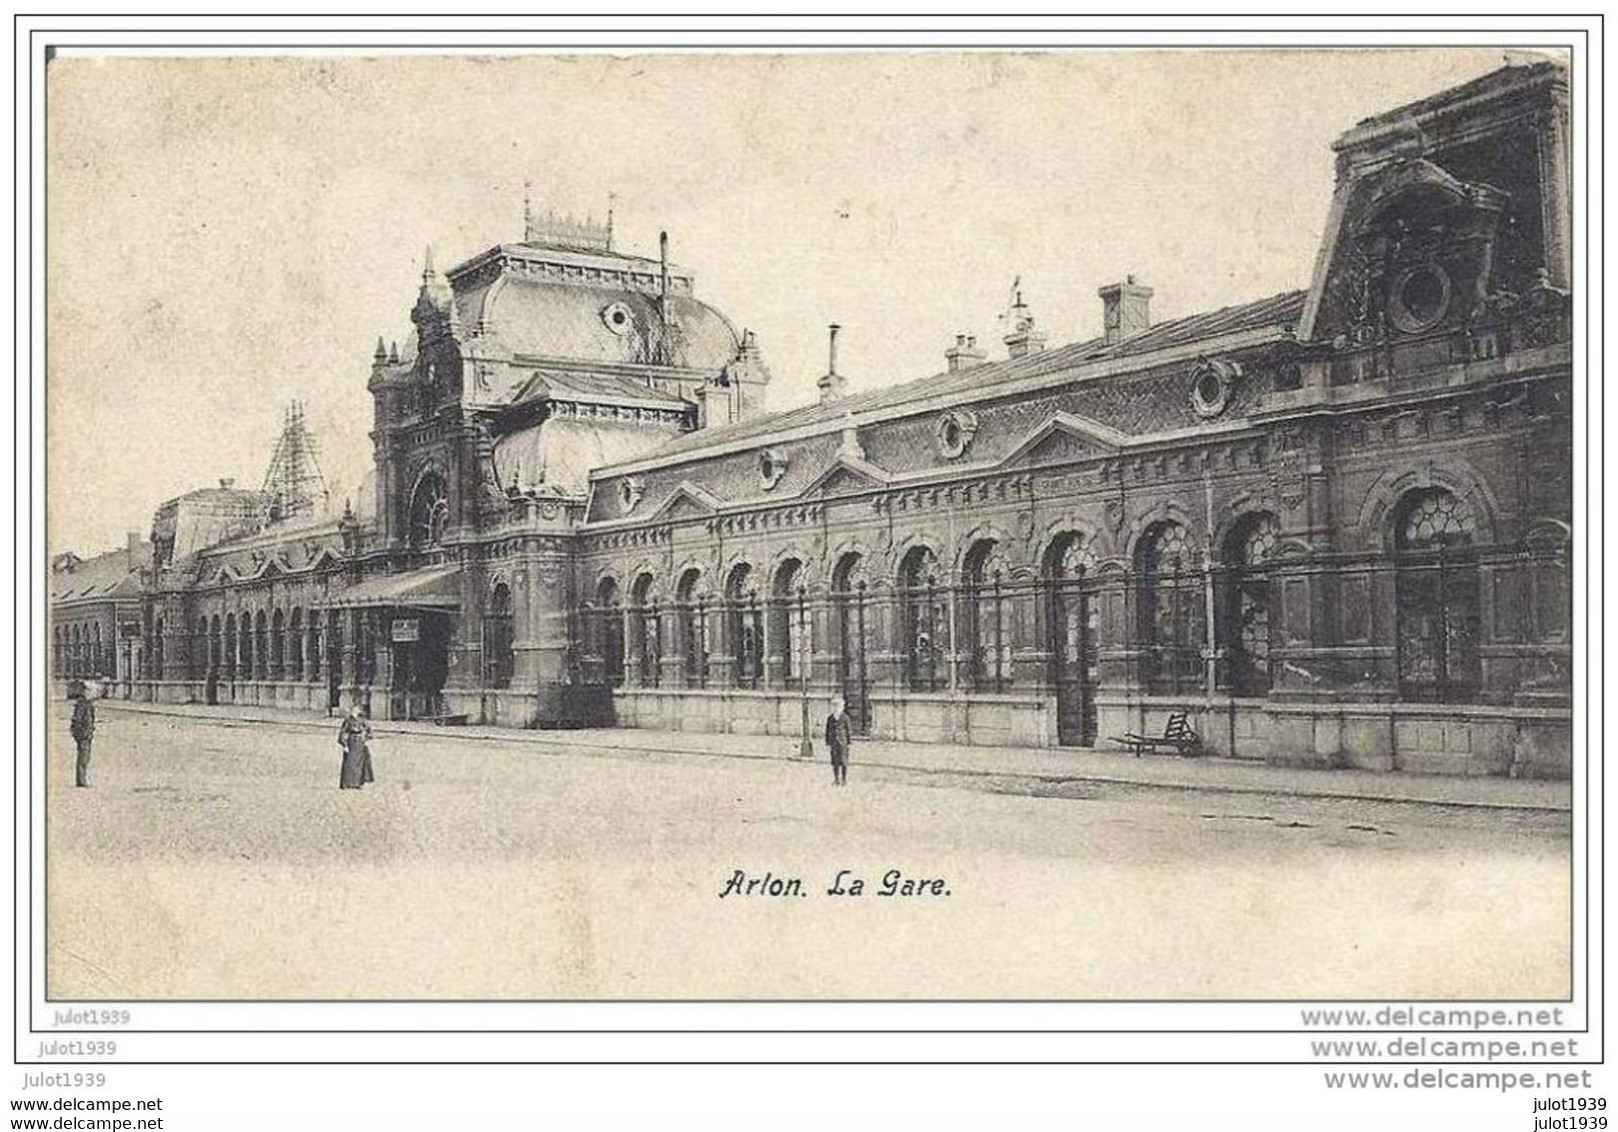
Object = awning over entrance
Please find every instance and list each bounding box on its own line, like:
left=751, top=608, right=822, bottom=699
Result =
left=327, top=564, right=463, bottom=611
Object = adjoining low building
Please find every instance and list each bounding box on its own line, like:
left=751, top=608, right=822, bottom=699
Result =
left=50, top=534, right=149, bottom=692
left=50, top=62, right=1573, bottom=776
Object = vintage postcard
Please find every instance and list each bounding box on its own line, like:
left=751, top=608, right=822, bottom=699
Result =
left=44, top=47, right=1572, bottom=1003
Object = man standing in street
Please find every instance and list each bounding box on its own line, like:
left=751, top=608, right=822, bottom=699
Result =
left=68, top=680, right=96, bottom=788
left=825, top=695, right=852, bottom=786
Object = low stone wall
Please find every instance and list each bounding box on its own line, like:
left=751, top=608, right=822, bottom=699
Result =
left=1095, top=693, right=1571, bottom=778
left=608, top=686, right=1059, bottom=749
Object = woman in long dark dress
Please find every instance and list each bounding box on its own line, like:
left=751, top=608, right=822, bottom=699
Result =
left=337, top=705, right=374, bottom=790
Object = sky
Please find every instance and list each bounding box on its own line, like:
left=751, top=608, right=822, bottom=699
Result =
left=45, top=47, right=1526, bottom=554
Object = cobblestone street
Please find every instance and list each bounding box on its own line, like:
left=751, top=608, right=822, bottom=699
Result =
left=45, top=706, right=1570, bottom=1001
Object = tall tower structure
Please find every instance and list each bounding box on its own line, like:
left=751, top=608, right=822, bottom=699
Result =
left=261, top=400, right=329, bottom=524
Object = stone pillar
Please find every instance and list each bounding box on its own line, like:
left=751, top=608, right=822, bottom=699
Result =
left=946, top=583, right=966, bottom=691
left=1007, top=585, right=1042, bottom=691
left=373, top=615, right=396, bottom=718
left=623, top=606, right=644, bottom=689
left=343, top=609, right=362, bottom=708
left=658, top=604, right=683, bottom=689
left=809, top=590, right=837, bottom=690
left=762, top=599, right=783, bottom=690
left=865, top=585, right=902, bottom=694
left=161, top=613, right=186, bottom=687
left=1541, top=91, right=1571, bottom=290
left=513, top=539, right=573, bottom=690
left=709, top=595, right=737, bottom=688
left=446, top=586, right=483, bottom=693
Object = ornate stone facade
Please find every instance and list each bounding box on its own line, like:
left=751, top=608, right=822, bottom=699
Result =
left=52, top=62, right=1573, bottom=777
left=573, top=62, right=1573, bottom=777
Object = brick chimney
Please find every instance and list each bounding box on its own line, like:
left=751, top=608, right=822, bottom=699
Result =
left=944, top=333, right=983, bottom=373
left=126, top=530, right=142, bottom=570
left=945, top=333, right=987, bottom=373
left=1099, top=275, right=1152, bottom=345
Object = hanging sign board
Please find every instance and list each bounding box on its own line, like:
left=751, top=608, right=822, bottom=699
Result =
left=391, top=618, right=420, bottom=643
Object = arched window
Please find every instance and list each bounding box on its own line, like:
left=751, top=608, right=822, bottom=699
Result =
left=211, top=615, right=222, bottom=676
left=675, top=568, right=708, bottom=687
left=725, top=564, right=761, bottom=688
left=1224, top=514, right=1278, bottom=696
left=92, top=624, right=104, bottom=678
left=900, top=546, right=944, bottom=692
left=484, top=584, right=514, bottom=689
left=1394, top=487, right=1479, bottom=702
left=597, top=577, right=625, bottom=687
left=153, top=617, right=165, bottom=680
left=408, top=471, right=450, bottom=550
left=224, top=613, right=238, bottom=680
left=631, top=574, right=660, bottom=688
left=67, top=625, right=79, bottom=678
left=964, top=540, right=1012, bottom=691
left=271, top=609, right=286, bottom=680
left=771, top=559, right=809, bottom=686
left=53, top=627, right=62, bottom=678
left=1044, top=533, right=1099, bottom=746
left=1138, top=521, right=1203, bottom=691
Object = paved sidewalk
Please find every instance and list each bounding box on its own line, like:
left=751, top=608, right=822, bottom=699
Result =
left=92, top=698, right=1571, bottom=812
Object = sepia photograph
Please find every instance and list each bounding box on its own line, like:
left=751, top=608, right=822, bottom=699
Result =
left=42, top=45, right=1573, bottom=1005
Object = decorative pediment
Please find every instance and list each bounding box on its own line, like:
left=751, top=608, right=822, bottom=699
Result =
left=248, top=555, right=291, bottom=580
left=1000, top=413, right=1125, bottom=469
left=800, top=456, right=892, bottom=499
left=305, top=547, right=344, bottom=571
left=647, top=481, right=725, bottom=523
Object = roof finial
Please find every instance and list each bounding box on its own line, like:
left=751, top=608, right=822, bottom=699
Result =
left=523, top=180, right=533, bottom=240
left=606, top=191, right=617, bottom=251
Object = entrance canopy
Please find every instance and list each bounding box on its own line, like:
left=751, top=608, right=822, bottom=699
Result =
left=327, top=564, right=463, bottom=611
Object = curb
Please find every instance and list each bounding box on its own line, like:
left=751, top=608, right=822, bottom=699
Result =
left=98, top=701, right=1572, bottom=815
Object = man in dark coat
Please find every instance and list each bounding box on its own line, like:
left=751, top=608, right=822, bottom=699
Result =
left=68, top=681, right=96, bottom=788
left=825, top=695, right=852, bottom=786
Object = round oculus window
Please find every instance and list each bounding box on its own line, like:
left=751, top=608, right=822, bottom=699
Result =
left=1387, top=263, right=1451, bottom=335
left=934, top=409, right=979, bottom=459
left=617, top=477, right=645, bottom=513
left=1189, top=358, right=1239, bottom=419
left=601, top=302, right=634, bottom=336
left=759, top=447, right=789, bottom=490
